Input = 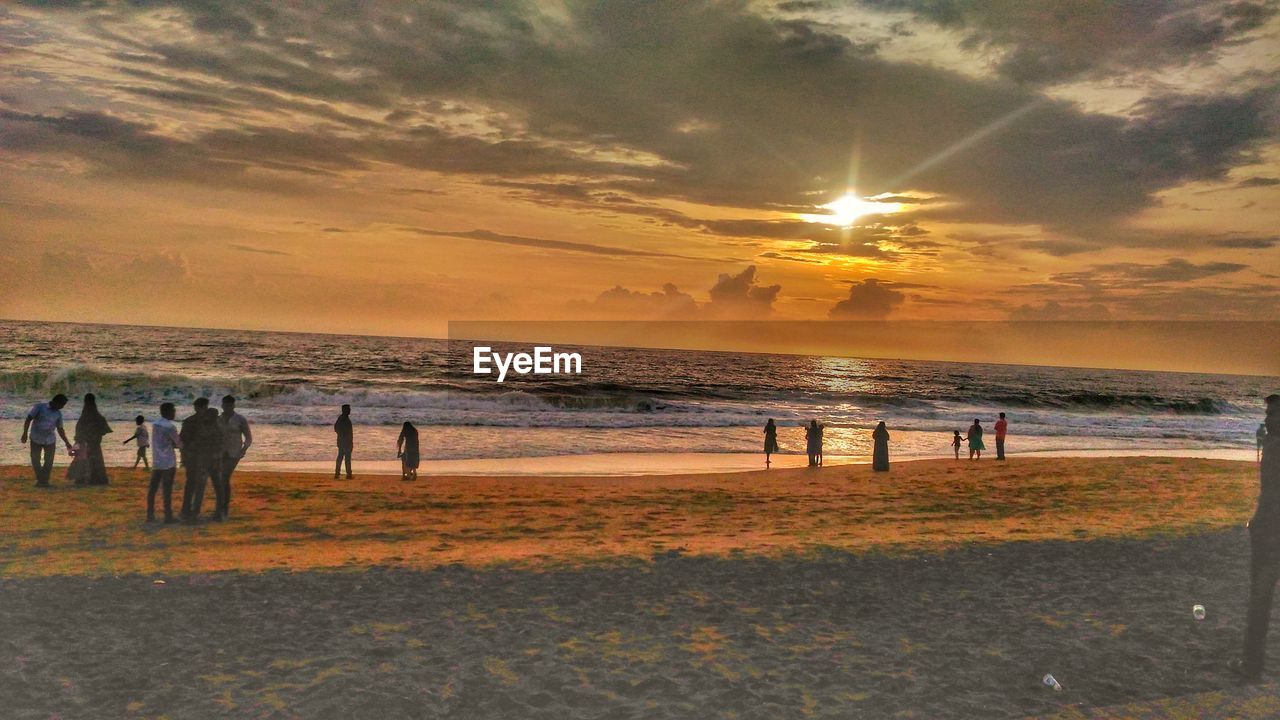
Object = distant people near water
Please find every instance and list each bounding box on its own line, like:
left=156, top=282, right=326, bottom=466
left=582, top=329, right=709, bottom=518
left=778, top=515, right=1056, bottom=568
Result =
left=1262, top=423, right=1270, bottom=464
left=397, top=421, right=420, bottom=481
left=806, top=420, right=824, bottom=467
left=995, top=412, right=1008, bottom=461
left=966, top=419, right=985, bottom=460
left=872, top=421, right=890, bottom=472
left=147, top=403, right=182, bottom=523
left=951, top=430, right=962, bottom=460
left=180, top=398, right=224, bottom=523
left=334, top=404, right=354, bottom=480
left=72, top=393, right=113, bottom=485
left=124, top=415, right=150, bottom=469
left=21, top=393, right=71, bottom=487
left=1234, top=394, right=1280, bottom=683
left=763, top=419, right=779, bottom=468
left=217, top=395, right=253, bottom=520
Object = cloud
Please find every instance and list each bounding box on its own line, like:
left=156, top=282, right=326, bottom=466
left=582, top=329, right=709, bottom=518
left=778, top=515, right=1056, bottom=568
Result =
left=854, top=0, right=1279, bottom=85
left=569, top=283, right=699, bottom=319
left=571, top=265, right=781, bottom=319
left=403, top=227, right=706, bottom=260
left=1210, top=236, right=1278, bottom=249
left=828, top=278, right=906, bottom=319
left=706, top=266, right=782, bottom=317
left=1237, top=176, right=1280, bottom=188
left=230, top=244, right=292, bottom=256
left=1009, top=300, right=1113, bottom=321
left=1051, top=258, right=1248, bottom=287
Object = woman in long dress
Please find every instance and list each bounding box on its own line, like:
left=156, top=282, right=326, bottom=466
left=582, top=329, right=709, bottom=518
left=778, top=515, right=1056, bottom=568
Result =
left=75, top=393, right=112, bottom=485
left=397, top=421, right=420, bottom=481
left=763, top=419, right=779, bottom=467
left=966, top=418, right=985, bottom=460
left=805, top=420, right=823, bottom=467
left=872, top=421, right=890, bottom=471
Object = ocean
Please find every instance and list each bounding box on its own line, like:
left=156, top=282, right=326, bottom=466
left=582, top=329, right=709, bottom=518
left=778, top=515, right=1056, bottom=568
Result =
left=1, top=320, right=1274, bottom=472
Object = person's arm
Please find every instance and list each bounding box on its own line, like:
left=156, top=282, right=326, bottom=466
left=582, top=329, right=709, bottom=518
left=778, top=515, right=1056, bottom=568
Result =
left=20, top=415, right=32, bottom=443
left=57, top=419, right=71, bottom=449
left=124, top=430, right=136, bottom=445
left=240, top=418, right=253, bottom=454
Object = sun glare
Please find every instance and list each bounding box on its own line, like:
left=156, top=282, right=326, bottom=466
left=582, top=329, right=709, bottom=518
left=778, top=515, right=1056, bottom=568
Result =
left=811, top=193, right=900, bottom=226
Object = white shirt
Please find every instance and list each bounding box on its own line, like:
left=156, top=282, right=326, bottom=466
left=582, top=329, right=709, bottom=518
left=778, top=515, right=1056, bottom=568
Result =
left=133, top=425, right=150, bottom=449
left=151, top=418, right=181, bottom=470
left=26, top=402, right=63, bottom=445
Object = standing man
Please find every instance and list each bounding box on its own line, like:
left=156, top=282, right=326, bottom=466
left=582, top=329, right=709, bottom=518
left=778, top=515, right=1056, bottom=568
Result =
left=334, top=404, right=354, bottom=480
left=21, top=394, right=72, bottom=487
left=179, top=398, right=223, bottom=523
left=217, top=395, right=253, bottom=520
left=147, top=402, right=182, bottom=523
left=995, top=412, right=1009, bottom=461
left=1235, top=394, right=1280, bottom=682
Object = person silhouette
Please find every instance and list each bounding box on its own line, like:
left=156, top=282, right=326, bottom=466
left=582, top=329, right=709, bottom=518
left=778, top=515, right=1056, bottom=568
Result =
left=1234, top=394, right=1280, bottom=682
left=995, top=412, right=1008, bottom=461
left=872, top=421, right=890, bottom=472
left=397, top=421, right=420, bottom=481
left=334, top=404, right=354, bottom=480
left=966, top=419, right=985, bottom=460
left=951, top=430, right=962, bottom=460
left=179, top=398, right=223, bottom=522
left=146, top=402, right=182, bottom=523
left=806, top=420, right=823, bottom=467
left=21, top=393, right=72, bottom=487
left=763, top=419, right=779, bottom=468
left=216, top=395, right=252, bottom=520
left=75, top=393, right=113, bottom=485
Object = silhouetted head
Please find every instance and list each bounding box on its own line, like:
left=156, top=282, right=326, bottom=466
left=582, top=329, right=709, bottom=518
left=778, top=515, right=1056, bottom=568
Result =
left=1267, top=395, right=1280, bottom=432
left=341, top=404, right=351, bottom=415
left=954, top=430, right=961, bottom=436
left=999, top=412, right=1006, bottom=419
left=973, top=418, right=981, bottom=425
left=766, top=418, right=775, bottom=427
left=205, top=407, right=219, bottom=419
left=194, top=397, right=209, bottom=411
left=402, top=421, right=416, bottom=434
left=222, top=395, right=236, bottom=412
left=877, top=421, right=886, bottom=429
left=160, top=402, right=175, bottom=420
left=135, top=415, right=144, bottom=425
left=83, top=394, right=99, bottom=414
left=50, top=394, right=68, bottom=410
left=809, top=420, right=818, bottom=429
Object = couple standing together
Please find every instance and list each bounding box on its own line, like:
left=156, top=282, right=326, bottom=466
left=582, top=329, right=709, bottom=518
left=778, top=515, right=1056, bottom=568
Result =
left=21, top=393, right=113, bottom=486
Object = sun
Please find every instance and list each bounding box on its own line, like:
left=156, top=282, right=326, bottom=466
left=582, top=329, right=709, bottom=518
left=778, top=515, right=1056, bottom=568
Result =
left=812, top=193, right=900, bottom=226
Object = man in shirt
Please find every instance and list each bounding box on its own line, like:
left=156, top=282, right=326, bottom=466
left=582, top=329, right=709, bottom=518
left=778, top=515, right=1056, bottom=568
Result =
left=20, top=393, right=72, bottom=487
left=995, top=412, right=1009, bottom=461
left=1236, top=394, right=1280, bottom=682
left=147, top=402, right=182, bottom=523
left=179, top=398, right=224, bottom=523
left=334, top=404, right=354, bottom=480
left=217, top=395, right=253, bottom=520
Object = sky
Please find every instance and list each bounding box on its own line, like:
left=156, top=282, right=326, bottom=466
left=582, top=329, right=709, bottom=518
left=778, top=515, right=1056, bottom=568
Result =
left=1, top=0, right=1278, bottom=342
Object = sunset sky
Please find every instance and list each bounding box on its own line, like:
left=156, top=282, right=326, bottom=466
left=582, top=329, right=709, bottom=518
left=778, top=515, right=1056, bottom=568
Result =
left=2, top=0, right=1278, bottom=338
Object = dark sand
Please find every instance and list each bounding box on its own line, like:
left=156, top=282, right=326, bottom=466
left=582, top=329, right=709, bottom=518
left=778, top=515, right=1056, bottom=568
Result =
left=2, top=530, right=1277, bottom=719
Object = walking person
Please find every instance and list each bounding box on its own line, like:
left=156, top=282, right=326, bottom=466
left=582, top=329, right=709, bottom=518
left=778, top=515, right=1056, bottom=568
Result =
left=75, top=393, right=113, bottom=485
left=951, top=430, right=963, bottom=460
left=216, top=395, right=252, bottom=520
left=1234, top=394, right=1280, bottom=682
left=334, top=404, right=354, bottom=480
left=763, top=419, right=779, bottom=468
left=995, top=412, right=1009, bottom=461
left=20, top=393, right=71, bottom=487
left=124, top=415, right=150, bottom=469
left=179, top=398, right=223, bottom=523
left=146, top=403, right=182, bottom=523
left=966, top=419, right=985, bottom=460
left=872, top=421, right=890, bottom=472
left=806, top=420, right=823, bottom=467
left=397, top=421, right=420, bottom=481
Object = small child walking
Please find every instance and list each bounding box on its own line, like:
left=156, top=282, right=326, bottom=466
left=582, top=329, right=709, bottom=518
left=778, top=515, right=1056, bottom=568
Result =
left=124, top=415, right=150, bottom=469
left=951, top=430, right=962, bottom=460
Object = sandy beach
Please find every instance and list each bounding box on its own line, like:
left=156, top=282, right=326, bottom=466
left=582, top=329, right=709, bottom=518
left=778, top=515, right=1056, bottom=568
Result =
left=0, top=456, right=1275, bottom=718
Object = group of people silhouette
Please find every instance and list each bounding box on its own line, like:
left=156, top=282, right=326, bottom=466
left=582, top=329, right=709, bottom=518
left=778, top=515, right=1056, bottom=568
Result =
left=764, top=412, right=1011, bottom=469
left=20, top=394, right=423, bottom=521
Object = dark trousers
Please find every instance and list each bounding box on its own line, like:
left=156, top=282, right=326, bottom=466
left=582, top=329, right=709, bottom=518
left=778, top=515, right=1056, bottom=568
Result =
left=335, top=448, right=352, bottom=478
left=147, top=468, right=176, bottom=519
left=219, top=454, right=240, bottom=515
left=181, top=456, right=224, bottom=518
left=1244, top=528, right=1280, bottom=675
left=996, top=438, right=1006, bottom=460
left=30, top=442, right=55, bottom=485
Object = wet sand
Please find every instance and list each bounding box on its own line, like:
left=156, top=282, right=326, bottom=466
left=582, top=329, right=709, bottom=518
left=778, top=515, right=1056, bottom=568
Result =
left=0, top=457, right=1273, bottom=718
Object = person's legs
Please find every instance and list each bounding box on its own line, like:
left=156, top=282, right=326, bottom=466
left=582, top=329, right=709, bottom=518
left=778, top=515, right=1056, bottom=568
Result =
left=1243, top=532, right=1280, bottom=677
left=30, top=442, right=54, bottom=485
left=220, top=454, right=240, bottom=516
left=343, top=450, right=353, bottom=479
left=140, top=447, right=150, bottom=470
left=996, top=438, right=1005, bottom=460
left=162, top=469, right=176, bottom=521
left=147, top=470, right=164, bottom=519
left=187, top=458, right=208, bottom=519
left=334, top=450, right=345, bottom=479
left=205, top=459, right=225, bottom=520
